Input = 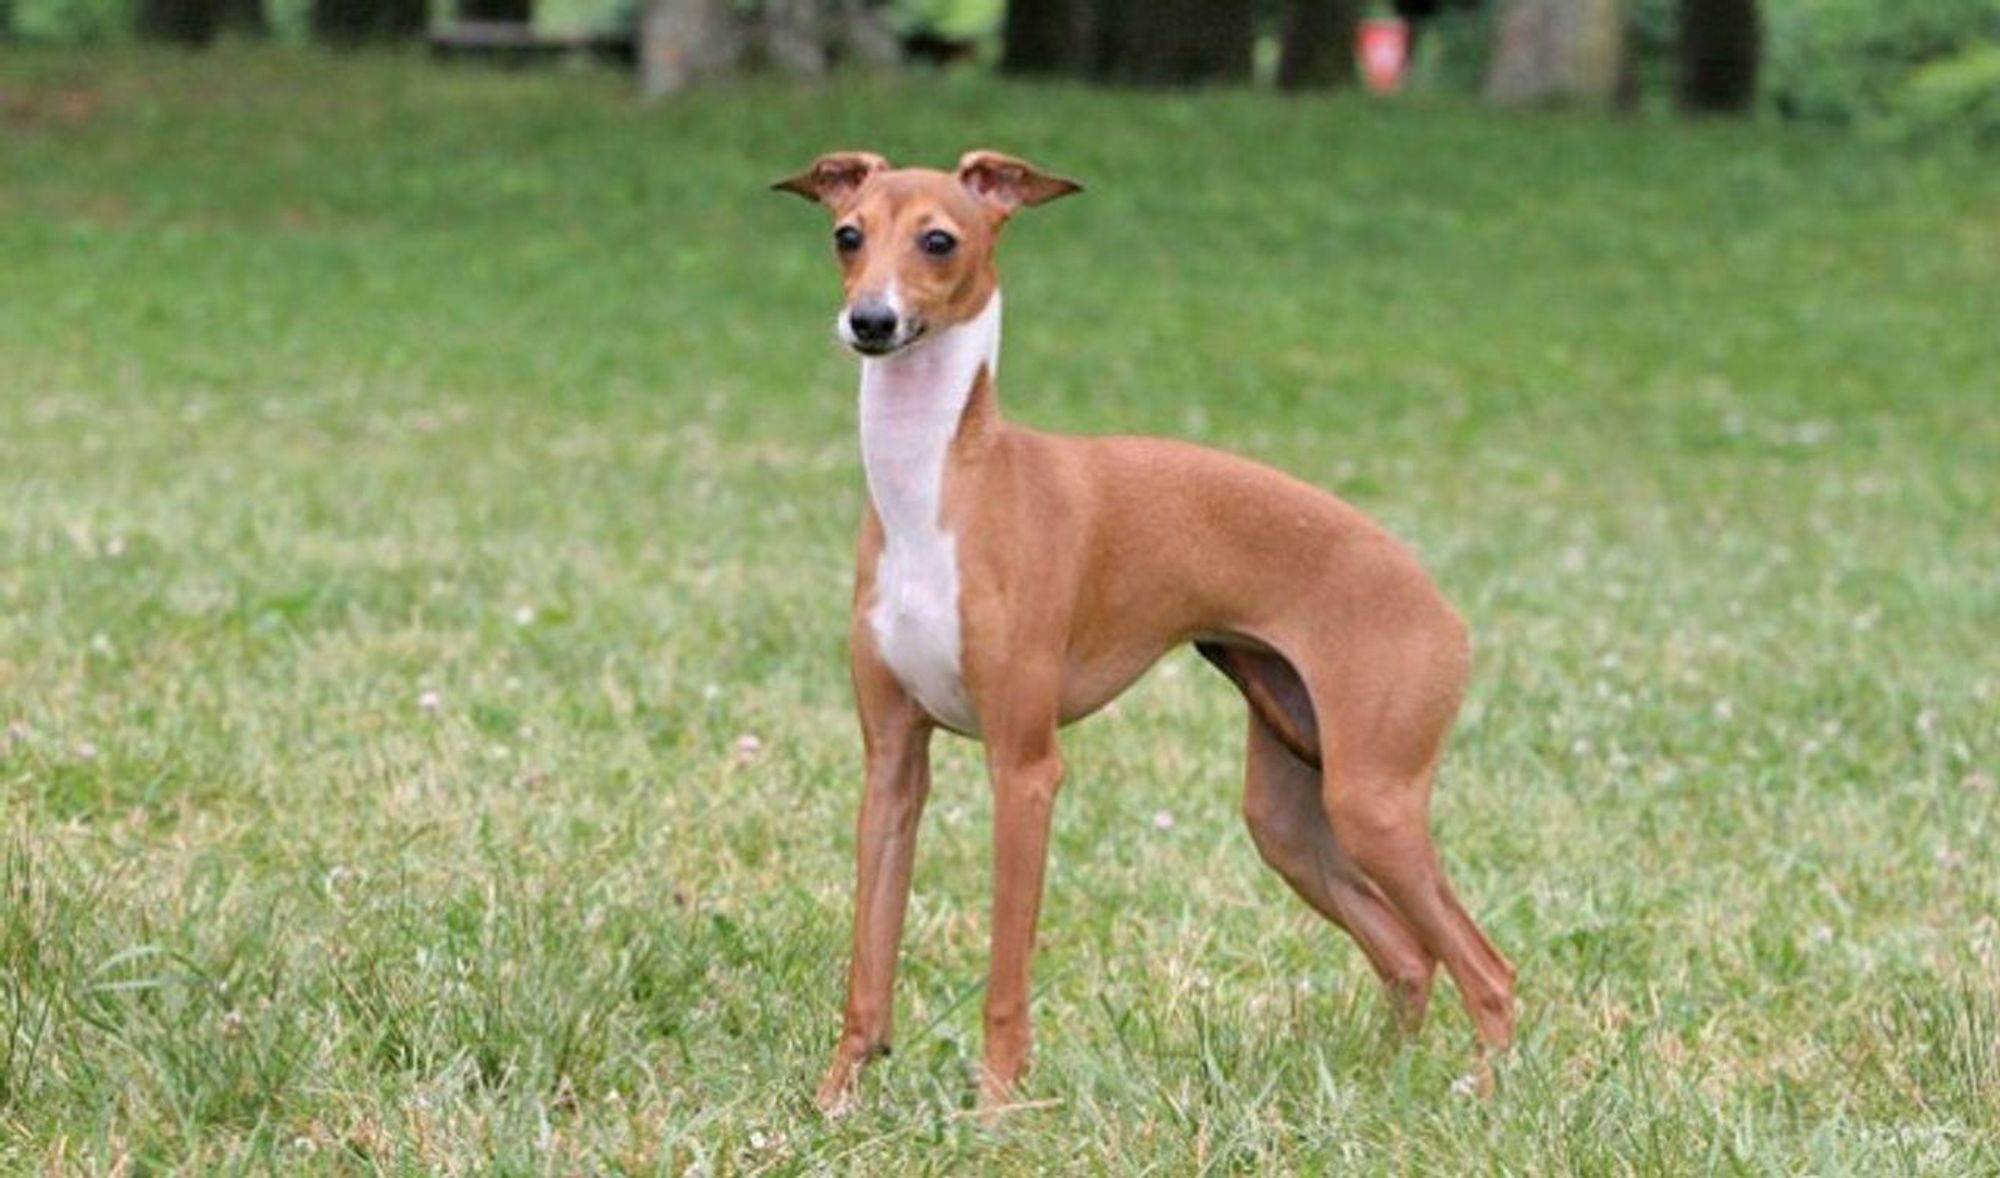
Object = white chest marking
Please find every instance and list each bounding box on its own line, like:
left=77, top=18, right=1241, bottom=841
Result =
left=859, top=293, right=1000, bottom=734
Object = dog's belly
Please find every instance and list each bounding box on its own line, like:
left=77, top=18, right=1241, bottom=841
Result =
left=1057, top=642, right=1173, bottom=726
left=868, top=538, right=979, bottom=734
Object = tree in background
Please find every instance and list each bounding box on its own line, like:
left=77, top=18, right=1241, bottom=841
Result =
left=1093, top=0, right=1255, bottom=86
left=136, top=0, right=220, bottom=44
left=310, top=0, right=426, bottom=44
left=1486, top=0, right=1626, bottom=105
left=1677, top=0, right=1760, bottom=113
left=1001, top=0, right=1086, bottom=75
left=640, top=0, right=899, bottom=98
left=460, top=0, right=533, bottom=23
left=760, top=0, right=900, bottom=79
left=114, top=0, right=260, bottom=47
left=642, top=0, right=737, bottom=96
left=218, top=0, right=268, bottom=34
left=1276, top=0, right=1362, bottom=91
left=1002, top=0, right=1262, bottom=87
left=219, top=0, right=268, bottom=35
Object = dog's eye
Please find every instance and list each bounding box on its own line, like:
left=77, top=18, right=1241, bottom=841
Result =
left=834, top=225, right=863, bottom=252
left=919, top=230, right=957, bottom=257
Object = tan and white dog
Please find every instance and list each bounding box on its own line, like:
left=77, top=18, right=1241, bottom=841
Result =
left=775, top=150, right=1516, bottom=1118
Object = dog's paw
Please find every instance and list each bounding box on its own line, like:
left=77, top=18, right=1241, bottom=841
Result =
left=975, top=1067, right=1026, bottom=1128
left=814, top=1062, right=861, bottom=1119
left=1449, top=1056, right=1498, bottom=1099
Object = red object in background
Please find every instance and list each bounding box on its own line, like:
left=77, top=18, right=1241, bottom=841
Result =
left=1358, top=18, right=1410, bottom=94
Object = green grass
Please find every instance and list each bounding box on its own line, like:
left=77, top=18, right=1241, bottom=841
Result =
left=3, top=47, right=1997, bottom=1173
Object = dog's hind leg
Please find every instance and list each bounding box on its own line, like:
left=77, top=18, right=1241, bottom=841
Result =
left=1243, top=710, right=1439, bottom=1028
left=1204, top=644, right=1437, bottom=1029
left=1299, top=618, right=1518, bottom=1084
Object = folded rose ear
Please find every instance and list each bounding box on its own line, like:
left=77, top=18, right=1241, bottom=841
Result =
left=770, top=151, right=891, bottom=211
left=956, top=150, right=1083, bottom=217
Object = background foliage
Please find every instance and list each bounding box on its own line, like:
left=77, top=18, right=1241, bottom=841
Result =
left=5, top=0, right=1997, bottom=137
left=1761, top=0, right=2000, bottom=135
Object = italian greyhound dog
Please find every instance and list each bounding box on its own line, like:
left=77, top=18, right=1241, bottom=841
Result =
left=774, top=150, right=1515, bottom=1118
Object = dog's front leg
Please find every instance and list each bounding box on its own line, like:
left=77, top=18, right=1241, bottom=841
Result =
left=976, top=679, right=1065, bottom=1120
left=816, top=655, right=933, bottom=1117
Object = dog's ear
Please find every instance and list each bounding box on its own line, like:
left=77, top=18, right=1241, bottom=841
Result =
left=771, top=151, right=890, bottom=211
left=956, top=150, right=1082, bottom=217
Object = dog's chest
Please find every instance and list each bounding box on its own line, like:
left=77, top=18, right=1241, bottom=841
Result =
left=868, top=529, right=976, bottom=733
left=855, top=302, right=997, bottom=735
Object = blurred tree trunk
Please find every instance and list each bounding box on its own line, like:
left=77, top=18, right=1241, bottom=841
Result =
left=1277, top=0, right=1362, bottom=91
left=999, top=0, right=1261, bottom=87
left=1678, top=0, right=1760, bottom=113
left=639, top=0, right=897, bottom=98
left=762, top=0, right=828, bottom=79
left=1090, top=0, right=1153, bottom=82
left=310, top=0, right=424, bottom=43
left=1002, top=0, right=1087, bottom=75
left=218, top=0, right=267, bottom=35
left=831, top=0, right=900, bottom=68
left=460, top=0, right=531, bottom=22
left=137, top=0, right=221, bottom=44
left=1095, top=0, right=1254, bottom=86
left=387, top=0, right=425, bottom=37
left=1485, top=0, right=1625, bottom=105
left=641, top=0, right=743, bottom=97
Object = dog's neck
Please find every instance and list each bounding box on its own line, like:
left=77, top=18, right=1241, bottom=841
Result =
left=857, top=292, right=1001, bottom=539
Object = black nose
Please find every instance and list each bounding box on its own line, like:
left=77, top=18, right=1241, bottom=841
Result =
left=847, top=304, right=898, bottom=345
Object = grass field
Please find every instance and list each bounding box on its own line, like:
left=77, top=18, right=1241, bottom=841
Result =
left=2, top=48, right=1997, bottom=1173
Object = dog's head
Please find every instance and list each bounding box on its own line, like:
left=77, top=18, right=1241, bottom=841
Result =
left=773, top=150, right=1081, bottom=357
